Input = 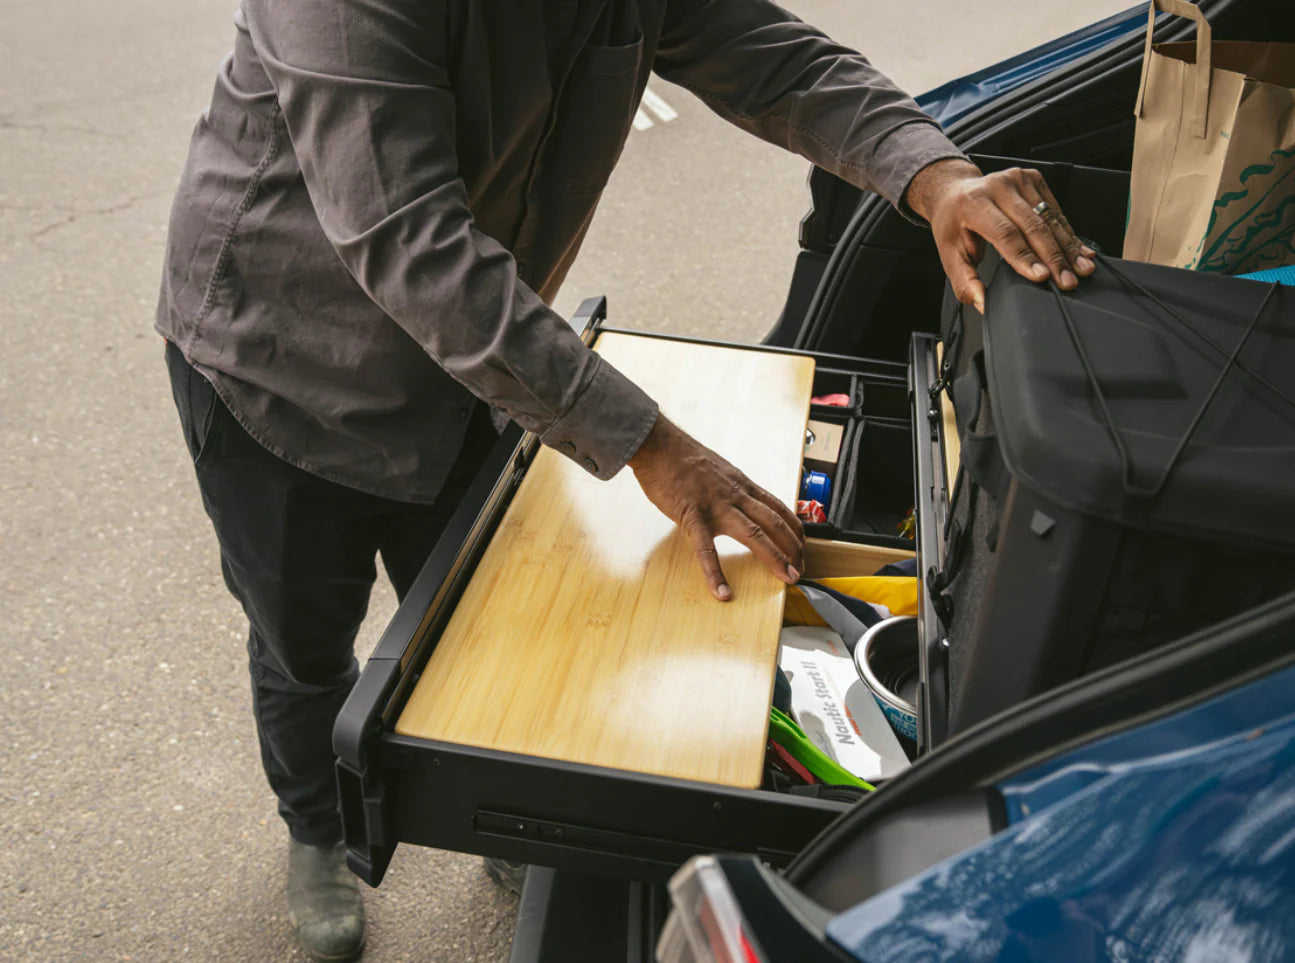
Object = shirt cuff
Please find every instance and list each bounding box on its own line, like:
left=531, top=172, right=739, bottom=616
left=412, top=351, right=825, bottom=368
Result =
left=863, top=120, right=969, bottom=225
left=540, top=356, right=659, bottom=480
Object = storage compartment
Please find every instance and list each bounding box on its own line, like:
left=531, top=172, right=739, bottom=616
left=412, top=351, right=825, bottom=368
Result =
left=775, top=543, right=920, bottom=788
left=333, top=311, right=911, bottom=888
left=800, top=412, right=851, bottom=523
left=800, top=376, right=917, bottom=551
left=830, top=419, right=915, bottom=547
left=809, top=368, right=862, bottom=416
left=800, top=413, right=915, bottom=550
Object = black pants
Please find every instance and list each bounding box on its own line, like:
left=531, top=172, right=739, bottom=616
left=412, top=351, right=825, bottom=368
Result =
left=165, top=342, right=498, bottom=845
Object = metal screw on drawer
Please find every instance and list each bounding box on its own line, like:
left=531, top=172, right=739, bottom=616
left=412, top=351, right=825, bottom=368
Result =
left=713, top=801, right=723, bottom=813
left=940, top=638, right=951, bottom=650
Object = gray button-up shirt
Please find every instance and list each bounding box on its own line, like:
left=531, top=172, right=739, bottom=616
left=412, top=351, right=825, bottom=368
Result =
left=155, top=0, right=964, bottom=503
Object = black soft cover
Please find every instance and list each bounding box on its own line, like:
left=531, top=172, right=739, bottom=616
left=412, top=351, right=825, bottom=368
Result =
left=979, top=256, right=1295, bottom=550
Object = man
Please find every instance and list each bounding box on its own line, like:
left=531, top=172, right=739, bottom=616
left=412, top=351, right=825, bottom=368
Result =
left=158, top=0, right=1093, bottom=958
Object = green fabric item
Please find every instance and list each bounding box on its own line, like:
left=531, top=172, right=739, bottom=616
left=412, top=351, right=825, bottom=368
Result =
left=769, top=706, right=875, bottom=791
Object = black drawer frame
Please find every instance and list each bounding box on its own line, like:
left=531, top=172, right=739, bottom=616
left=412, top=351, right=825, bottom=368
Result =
left=333, top=298, right=913, bottom=887
left=909, top=334, right=954, bottom=753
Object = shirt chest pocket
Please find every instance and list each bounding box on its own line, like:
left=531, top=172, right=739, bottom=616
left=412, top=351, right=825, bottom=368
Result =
left=551, top=32, right=645, bottom=195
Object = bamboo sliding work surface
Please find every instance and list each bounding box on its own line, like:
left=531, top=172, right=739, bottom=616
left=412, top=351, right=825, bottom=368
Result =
left=396, top=333, right=815, bottom=788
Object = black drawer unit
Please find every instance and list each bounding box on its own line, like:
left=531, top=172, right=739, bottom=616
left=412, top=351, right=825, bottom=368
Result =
left=333, top=298, right=919, bottom=887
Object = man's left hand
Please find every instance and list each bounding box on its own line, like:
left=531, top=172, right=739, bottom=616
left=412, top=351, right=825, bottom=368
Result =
left=906, top=159, right=1096, bottom=313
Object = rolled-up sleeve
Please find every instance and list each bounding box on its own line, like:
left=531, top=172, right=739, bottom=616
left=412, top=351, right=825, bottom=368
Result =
left=242, top=0, right=657, bottom=479
left=654, top=0, right=967, bottom=218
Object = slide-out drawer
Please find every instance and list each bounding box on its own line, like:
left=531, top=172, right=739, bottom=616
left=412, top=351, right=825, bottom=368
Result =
left=334, top=304, right=917, bottom=887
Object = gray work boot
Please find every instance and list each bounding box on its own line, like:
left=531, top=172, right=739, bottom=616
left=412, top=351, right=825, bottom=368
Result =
left=287, top=839, right=366, bottom=962
left=483, top=856, right=528, bottom=896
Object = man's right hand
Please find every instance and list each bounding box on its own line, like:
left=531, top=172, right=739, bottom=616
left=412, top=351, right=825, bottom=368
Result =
left=906, top=159, right=1096, bottom=312
left=628, top=415, right=805, bottom=602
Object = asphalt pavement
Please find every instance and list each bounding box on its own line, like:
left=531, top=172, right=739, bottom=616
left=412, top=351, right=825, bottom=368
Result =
left=0, top=1, right=1131, bottom=959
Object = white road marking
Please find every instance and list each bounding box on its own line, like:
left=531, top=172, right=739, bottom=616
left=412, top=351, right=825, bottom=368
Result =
left=641, top=87, right=678, bottom=123
left=632, top=108, right=654, bottom=131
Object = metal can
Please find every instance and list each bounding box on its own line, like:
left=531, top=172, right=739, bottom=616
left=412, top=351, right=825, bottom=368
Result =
left=800, top=470, right=832, bottom=506
left=853, top=616, right=919, bottom=758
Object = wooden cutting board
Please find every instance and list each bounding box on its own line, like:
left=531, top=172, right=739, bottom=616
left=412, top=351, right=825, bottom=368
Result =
left=395, top=332, right=815, bottom=788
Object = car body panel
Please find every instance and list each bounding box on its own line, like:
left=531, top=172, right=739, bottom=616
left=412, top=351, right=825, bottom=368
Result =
left=915, top=5, right=1146, bottom=126
left=824, top=663, right=1295, bottom=962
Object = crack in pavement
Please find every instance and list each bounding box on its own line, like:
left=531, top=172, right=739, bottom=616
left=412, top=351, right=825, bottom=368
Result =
left=0, top=202, right=79, bottom=214
left=27, top=191, right=169, bottom=248
left=0, top=80, right=198, bottom=119
left=0, top=116, right=123, bottom=139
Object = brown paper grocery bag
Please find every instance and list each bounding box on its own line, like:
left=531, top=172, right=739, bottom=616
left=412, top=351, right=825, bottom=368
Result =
left=1126, top=0, right=1295, bottom=274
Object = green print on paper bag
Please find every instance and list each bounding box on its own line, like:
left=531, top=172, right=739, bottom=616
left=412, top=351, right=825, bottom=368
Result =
left=1196, top=147, right=1295, bottom=274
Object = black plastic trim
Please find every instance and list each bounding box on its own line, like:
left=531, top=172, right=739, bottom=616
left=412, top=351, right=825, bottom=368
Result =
left=715, top=855, right=855, bottom=963
left=780, top=790, right=998, bottom=913
left=508, top=868, right=663, bottom=963
left=333, top=423, right=530, bottom=773
left=909, top=335, right=951, bottom=751
left=597, top=324, right=908, bottom=384
left=379, top=735, right=847, bottom=884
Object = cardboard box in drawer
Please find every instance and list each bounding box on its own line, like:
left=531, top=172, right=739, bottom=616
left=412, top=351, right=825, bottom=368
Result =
left=779, top=625, right=908, bottom=782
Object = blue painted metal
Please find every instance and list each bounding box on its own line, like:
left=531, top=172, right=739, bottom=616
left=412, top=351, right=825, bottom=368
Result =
left=824, top=662, right=1295, bottom=962
left=916, top=5, right=1145, bottom=126
left=997, top=661, right=1295, bottom=826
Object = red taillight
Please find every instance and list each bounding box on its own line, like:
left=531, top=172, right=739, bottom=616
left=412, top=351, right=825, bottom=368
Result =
left=657, top=855, right=767, bottom=963
left=739, top=930, right=763, bottom=963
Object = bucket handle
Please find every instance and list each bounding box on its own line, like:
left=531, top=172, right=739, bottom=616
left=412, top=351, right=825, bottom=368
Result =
left=1134, top=0, right=1212, bottom=139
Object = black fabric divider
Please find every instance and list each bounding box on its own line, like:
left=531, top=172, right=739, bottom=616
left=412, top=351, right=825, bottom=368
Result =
left=840, top=420, right=915, bottom=548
